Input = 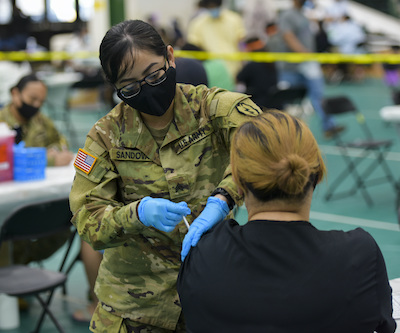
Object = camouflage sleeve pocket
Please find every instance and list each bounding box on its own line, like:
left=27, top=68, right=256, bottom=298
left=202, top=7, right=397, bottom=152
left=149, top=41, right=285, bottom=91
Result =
left=74, top=158, right=108, bottom=183
left=73, top=137, right=110, bottom=183
left=73, top=142, right=108, bottom=184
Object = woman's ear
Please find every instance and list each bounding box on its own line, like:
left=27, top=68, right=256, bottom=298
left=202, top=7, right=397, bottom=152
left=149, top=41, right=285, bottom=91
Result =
left=166, top=45, right=176, bottom=68
left=10, top=87, right=21, bottom=107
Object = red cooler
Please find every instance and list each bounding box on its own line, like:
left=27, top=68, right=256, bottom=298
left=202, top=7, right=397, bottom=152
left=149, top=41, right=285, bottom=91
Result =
left=0, top=123, right=16, bottom=182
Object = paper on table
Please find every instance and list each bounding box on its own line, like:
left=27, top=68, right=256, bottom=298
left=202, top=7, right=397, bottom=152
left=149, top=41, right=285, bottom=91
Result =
left=393, top=292, right=400, bottom=319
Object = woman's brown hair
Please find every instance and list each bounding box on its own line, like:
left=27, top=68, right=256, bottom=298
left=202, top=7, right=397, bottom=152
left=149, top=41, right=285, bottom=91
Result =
left=231, top=110, right=326, bottom=202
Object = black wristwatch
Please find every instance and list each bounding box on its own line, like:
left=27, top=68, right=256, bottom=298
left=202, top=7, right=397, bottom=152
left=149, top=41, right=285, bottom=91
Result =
left=211, top=187, right=235, bottom=210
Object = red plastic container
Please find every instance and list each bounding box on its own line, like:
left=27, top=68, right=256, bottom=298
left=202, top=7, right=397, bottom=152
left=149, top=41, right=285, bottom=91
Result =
left=0, top=123, right=15, bottom=182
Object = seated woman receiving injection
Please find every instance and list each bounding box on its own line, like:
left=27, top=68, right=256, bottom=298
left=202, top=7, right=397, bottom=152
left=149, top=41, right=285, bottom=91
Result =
left=177, top=110, right=396, bottom=333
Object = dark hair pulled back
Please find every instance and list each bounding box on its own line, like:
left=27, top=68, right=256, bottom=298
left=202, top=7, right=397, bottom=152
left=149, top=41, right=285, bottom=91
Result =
left=13, top=73, right=43, bottom=92
left=99, top=19, right=167, bottom=84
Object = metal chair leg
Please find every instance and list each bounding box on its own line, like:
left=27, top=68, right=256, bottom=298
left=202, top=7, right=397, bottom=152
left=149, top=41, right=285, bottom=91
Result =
left=32, top=292, right=65, bottom=333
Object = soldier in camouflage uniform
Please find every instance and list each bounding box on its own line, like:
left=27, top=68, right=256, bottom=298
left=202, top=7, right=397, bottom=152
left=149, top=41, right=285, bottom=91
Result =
left=69, top=20, right=263, bottom=332
left=0, top=73, right=74, bottom=268
left=0, top=73, right=74, bottom=166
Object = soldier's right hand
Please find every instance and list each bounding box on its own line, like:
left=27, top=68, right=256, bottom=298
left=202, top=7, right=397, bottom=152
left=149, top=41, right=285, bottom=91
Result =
left=138, top=197, right=191, bottom=232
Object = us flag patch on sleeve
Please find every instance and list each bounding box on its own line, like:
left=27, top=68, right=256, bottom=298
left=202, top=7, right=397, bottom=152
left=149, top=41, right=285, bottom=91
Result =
left=74, top=148, right=97, bottom=174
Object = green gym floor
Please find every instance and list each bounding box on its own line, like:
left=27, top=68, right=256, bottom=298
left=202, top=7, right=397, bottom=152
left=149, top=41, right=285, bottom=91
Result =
left=6, top=72, right=400, bottom=332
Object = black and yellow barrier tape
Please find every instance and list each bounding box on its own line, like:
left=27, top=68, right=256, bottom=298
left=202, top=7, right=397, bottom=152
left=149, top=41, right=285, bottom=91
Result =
left=1, top=50, right=400, bottom=64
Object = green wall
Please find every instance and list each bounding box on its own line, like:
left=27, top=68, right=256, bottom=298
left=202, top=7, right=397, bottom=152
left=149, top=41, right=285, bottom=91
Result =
left=108, top=0, right=125, bottom=26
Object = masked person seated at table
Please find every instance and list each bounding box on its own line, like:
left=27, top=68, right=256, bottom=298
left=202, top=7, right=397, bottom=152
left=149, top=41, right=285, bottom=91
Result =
left=177, top=111, right=396, bottom=333
left=0, top=73, right=74, bottom=166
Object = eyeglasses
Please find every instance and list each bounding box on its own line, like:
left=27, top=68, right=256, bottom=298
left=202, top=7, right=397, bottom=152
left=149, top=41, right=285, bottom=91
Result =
left=116, top=60, right=168, bottom=98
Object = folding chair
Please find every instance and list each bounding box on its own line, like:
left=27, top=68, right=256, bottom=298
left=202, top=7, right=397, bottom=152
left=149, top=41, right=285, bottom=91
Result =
left=0, top=197, right=76, bottom=333
left=322, top=96, right=399, bottom=205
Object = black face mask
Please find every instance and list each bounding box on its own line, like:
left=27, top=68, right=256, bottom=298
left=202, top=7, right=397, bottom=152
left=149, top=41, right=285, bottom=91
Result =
left=119, top=67, right=176, bottom=116
left=18, top=101, right=40, bottom=120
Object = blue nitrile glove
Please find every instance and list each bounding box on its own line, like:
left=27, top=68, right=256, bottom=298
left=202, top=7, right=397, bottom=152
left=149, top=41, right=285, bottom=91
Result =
left=138, top=197, right=191, bottom=232
left=181, top=196, right=229, bottom=261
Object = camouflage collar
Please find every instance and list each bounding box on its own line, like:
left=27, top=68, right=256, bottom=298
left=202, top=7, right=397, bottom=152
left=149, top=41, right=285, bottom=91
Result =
left=163, top=84, right=200, bottom=146
left=1, top=104, right=23, bottom=128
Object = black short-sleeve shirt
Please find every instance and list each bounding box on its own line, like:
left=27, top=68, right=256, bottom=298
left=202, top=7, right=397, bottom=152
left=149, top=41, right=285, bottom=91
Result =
left=177, top=219, right=396, bottom=333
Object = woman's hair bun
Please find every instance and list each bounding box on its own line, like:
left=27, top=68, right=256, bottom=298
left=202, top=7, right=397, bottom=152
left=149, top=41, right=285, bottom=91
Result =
left=274, top=154, right=311, bottom=195
left=231, top=111, right=326, bottom=202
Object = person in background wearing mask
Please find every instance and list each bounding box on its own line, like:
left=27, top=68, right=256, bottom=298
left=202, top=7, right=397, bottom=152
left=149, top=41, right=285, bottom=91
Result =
left=187, top=0, right=246, bottom=79
left=0, top=74, right=74, bottom=311
left=177, top=111, right=395, bottom=333
left=0, top=73, right=74, bottom=166
left=69, top=19, right=262, bottom=332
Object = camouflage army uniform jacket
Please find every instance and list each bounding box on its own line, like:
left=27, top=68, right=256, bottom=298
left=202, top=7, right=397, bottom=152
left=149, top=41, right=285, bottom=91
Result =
left=69, top=84, right=262, bottom=330
left=0, top=104, right=69, bottom=166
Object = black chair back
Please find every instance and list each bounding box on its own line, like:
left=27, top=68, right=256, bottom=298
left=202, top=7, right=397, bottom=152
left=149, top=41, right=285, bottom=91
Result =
left=268, top=86, right=307, bottom=110
left=322, top=96, right=357, bottom=115
left=0, top=197, right=73, bottom=243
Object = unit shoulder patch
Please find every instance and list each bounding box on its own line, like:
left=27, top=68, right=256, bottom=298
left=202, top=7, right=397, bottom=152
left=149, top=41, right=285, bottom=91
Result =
left=236, top=101, right=262, bottom=116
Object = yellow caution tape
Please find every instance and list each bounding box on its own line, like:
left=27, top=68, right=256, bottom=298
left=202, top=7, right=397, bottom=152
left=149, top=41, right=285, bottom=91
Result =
left=174, top=50, right=400, bottom=64
left=0, top=51, right=99, bottom=62
left=1, top=50, right=400, bottom=64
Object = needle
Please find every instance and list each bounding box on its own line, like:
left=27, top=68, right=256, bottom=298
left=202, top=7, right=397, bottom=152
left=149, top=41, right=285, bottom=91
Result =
left=183, top=216, right=190, bottom=230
